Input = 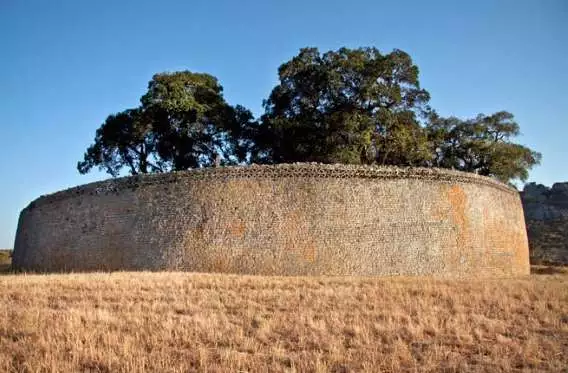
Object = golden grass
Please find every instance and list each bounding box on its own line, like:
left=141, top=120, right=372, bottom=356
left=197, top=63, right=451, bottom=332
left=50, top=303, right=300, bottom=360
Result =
left=0, top=268, right=567, bottom=373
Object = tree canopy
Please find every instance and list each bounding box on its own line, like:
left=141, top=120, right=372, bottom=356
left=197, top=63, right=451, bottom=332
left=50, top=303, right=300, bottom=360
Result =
left=253, top=47, right=432, bottom=166
left=78, top=71, right=256, bottom=176
left=79, top=46, right=540, bottom=184
left=425, top=111, right=541, bottom=183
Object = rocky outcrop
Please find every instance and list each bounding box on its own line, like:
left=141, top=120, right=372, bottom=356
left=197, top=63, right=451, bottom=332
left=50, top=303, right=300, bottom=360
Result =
left=521, top=182, right=568, bottom=265
left=522, top=182, right=568, bottom=221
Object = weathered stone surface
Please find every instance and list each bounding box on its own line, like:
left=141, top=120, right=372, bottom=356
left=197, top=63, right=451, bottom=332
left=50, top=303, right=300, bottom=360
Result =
left=520, top=182, right=568, bottom=265
left=12, top=164, right=529, bottom=276
left=522, top=182, right=568, bottom=221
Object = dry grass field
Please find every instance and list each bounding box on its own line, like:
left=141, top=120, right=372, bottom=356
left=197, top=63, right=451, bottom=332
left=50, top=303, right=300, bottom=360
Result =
left=0, top=263, right=567, bottom=372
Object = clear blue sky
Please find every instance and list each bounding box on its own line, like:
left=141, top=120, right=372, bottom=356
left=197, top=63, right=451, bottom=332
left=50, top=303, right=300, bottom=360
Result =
left=0, top=0, right=566, bottom=248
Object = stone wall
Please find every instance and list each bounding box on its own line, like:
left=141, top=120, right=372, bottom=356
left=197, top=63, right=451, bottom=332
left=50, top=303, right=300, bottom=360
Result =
left=12, top=164, right=530, bottom=276
left=521, top=182, right=568, bottom=265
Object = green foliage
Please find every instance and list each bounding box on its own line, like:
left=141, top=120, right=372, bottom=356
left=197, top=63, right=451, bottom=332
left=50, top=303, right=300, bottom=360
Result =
left=426, top=111, right=541, bottom=183
left=78, top=71, right=256, bottom=176
left=79, top=47, right=541, bottom=184
left=253, top=47, right=432, bottom=166
left=78, top=108, right=160, bottom=176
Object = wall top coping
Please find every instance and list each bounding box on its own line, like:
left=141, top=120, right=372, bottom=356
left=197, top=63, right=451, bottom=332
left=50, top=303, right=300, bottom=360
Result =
left=25, top=163, right=517, bottom=210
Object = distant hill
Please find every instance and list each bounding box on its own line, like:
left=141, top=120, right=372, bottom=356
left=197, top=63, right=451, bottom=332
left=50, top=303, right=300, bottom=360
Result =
left=0, top=249, right=11, bottom=273
left=521, top=182, right=568, bottom=265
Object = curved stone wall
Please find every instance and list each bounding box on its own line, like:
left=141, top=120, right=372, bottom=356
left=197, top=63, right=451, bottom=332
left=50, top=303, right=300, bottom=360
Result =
left=12, top=164, right=529, bottom=276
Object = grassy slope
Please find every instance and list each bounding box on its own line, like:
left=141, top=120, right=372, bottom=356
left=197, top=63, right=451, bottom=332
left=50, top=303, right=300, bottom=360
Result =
left=1, top=269, right=567, bottom=373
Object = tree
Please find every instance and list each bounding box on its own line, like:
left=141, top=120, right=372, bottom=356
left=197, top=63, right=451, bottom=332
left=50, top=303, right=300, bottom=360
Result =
left=78, top=71, right=256, bottom=176
left=77, top=108, right=164, bottom=177
left=426, top=111, right=541, bottom=183
left=253, top=47, right=432, bottom=166
left=79, top=47, right=541, bottom=186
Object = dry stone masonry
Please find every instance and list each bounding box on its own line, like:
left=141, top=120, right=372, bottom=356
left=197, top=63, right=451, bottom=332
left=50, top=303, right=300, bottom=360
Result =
left=12, top=164, right=530, bottom=276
